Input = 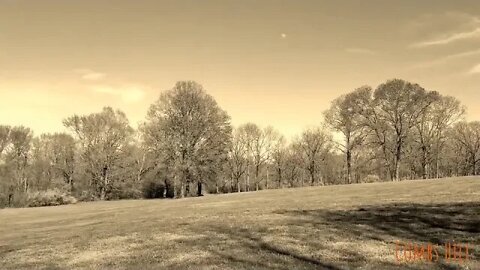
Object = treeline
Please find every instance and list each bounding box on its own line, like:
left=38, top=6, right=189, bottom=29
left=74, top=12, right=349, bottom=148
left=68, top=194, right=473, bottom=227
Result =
left=0, top=79, right=479, bottom=207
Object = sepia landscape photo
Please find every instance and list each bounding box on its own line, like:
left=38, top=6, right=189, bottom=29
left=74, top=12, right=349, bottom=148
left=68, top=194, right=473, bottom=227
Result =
left=1, top=1, right=479, bottom=269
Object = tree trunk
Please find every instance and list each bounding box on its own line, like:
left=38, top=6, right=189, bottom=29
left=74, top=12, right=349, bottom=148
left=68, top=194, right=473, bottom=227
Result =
left=346, top=149, right=352, bottom=184
left=186, top=180, right=190, bottom=197
left=22, top=156, right=28, bottom=193
left=100, top=187, right=106, bottom=200
left=197, top=181, right=203, bottom=196
left=100, top=166, right=108, bottom=200
left=243, top=174, right=246, bottom=192
left=237, top=179, right=241, bottom=192
left=246, top=164, right=250, bottom=191
left=136, top=153, right=146, bottom=183
left=68, top=175, right=74, bottom=192
left=475, top=159, right=478, bottom=176
left=163, top=179, right=168, bottom=198
left=379, top=140, right=393, bottom=181
left=277, top=168, right=282, bottom=188
left=472, top=154, right=478, bottom=176
left=310, top=160, right=315, bottom=185
left=179, top=181, right=185, bottom=198
left=23, top=177, right=28, bottom=193
left=420, top=145, right=428, bottom=179
left=301, top=170, right=304, bottom=187
left=394, top=140, right=402, bottom=181
left=255, top=165, right=259, bottom=191
left=173, top=176, right=177, bottom=198
left=394, top=161, right=400, bottom=181
left=266, top=165, right=269, bottom=190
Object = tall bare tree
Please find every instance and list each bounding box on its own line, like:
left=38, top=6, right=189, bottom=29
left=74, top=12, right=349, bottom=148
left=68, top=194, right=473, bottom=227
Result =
left=31, top=133, right=76, bottom=191
left=296, top=127, right=331, bottom=185
left=450, top=121, right=480, bottom=175
left=0, top=126, right=32, bottom=206
left=7, top=126, right=33, bottom=193
left=227, top=127, right=249, bottom=192
left=271, top=135, right=287, bottom=188
left=324, top=86, right=369, bottom=184
left=283, top=143, right=304, bottom=187
left=0, top=125, right=13, bottom=206
left=430, top=96, right=465, bottom=178
left=0, top=125, right=11, bottom=158
left=359, top=79, right=439, bottom=181
left=236, top=123, right=258, bottom=191
left=238, top=124, right=279, bottom=191
left=64, top=107, right=134, bottom=200
left=143, top=81, right=232, bottom=197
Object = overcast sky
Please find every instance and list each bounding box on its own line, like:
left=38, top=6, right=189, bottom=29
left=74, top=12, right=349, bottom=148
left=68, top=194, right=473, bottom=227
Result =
left=1, top=0, right=480, bottom=139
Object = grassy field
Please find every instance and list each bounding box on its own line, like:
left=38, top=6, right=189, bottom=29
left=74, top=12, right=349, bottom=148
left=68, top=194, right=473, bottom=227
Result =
left=1, top=177, right=479, bottom=270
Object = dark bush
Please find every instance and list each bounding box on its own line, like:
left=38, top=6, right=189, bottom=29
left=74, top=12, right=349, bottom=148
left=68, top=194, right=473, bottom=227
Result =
left=165, top=180, right=175, bottom=198
left=0, top=191, right=27, bottom=208
left=108, top=181, right=142, bottom=200
left=142, top=179, right=165, bottom=199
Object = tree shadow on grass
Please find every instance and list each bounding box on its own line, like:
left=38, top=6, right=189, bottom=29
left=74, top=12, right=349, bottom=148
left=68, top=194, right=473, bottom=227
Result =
left=186, top=202, right=480, bottom=270
left=208, top=226, right=343, bottom=270
left=125, top=201, right=479, bottom=270
left=151, top=224, right=346, bottom=270
left=162, top=216, right=431, bottom=269
left=280, top=201, right=480, bottom=269
left=196, top=223, right=430, bottom=270
left=283, top=202, right=480, bottom=244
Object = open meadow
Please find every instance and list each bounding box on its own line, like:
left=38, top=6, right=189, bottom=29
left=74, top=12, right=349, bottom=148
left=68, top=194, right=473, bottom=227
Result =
left=1, top=177, right=479, bottom=270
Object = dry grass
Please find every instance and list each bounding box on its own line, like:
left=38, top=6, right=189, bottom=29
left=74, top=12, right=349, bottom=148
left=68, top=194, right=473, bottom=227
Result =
left=1, top=176, right=479, bottom=269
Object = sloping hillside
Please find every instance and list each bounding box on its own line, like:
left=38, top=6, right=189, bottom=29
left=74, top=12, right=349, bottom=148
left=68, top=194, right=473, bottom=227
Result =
left=1, top=177, right=479, bottom=269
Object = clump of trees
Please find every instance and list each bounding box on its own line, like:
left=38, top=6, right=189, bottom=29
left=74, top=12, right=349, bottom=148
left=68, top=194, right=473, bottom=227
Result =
left=0, top=79, right=478, bottom=208
left=142, top=81, right=232, bottom=198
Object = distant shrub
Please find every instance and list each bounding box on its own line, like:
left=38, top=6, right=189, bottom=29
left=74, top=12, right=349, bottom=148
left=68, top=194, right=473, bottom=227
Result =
left=108, top=181, right=143, bottom=200
left=0, top=191, right=28, bottom=208
left=77, top=190, right=97, bottom=202
left=27, top=189, right=77, bottom=207
left=14, top=193, right=29, bottom=207
left=362, top=174, right=380, bottom=183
